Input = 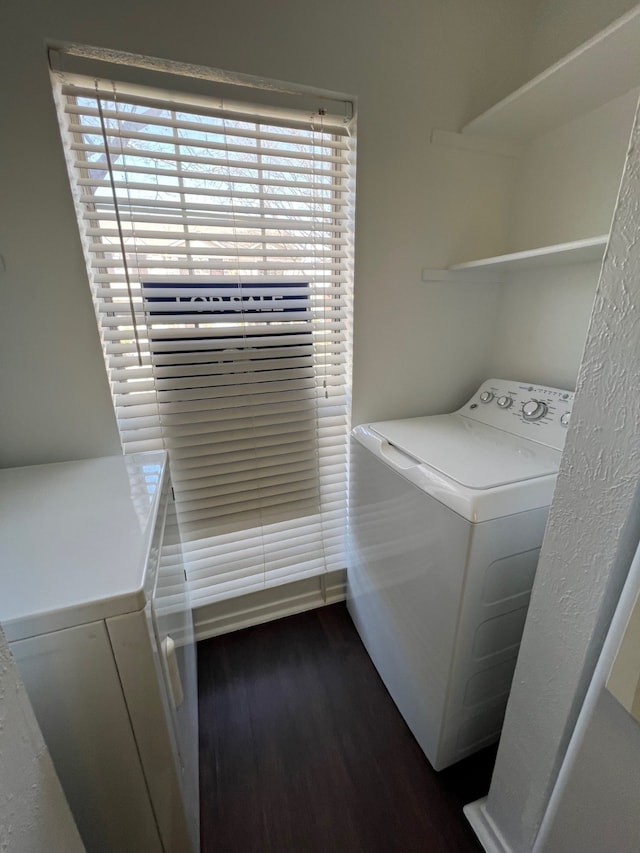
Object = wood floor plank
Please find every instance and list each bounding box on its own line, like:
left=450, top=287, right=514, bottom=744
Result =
left=198, top=603, right=494, bottom=853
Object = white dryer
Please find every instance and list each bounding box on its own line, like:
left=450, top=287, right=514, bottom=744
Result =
left=347, top=378, right=574, bottom=770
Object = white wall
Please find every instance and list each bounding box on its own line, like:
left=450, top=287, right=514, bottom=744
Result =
left=437, top=9, right=640, bottom=397
left=507, top=89, right=638, bottom=252
left=478, top=97, right=640, bottom=853
left=527, top=0, right=640, bottom=77
left=488, top=263, right=598, bottom=391
left=533, top=540, right=640, bottom=853
left=540, top=690, right=640, bottom=852
left=486, top=85, right=638, bottom=393
left=0, top=0, right=537, bottom=468
left=0, top=627, right=85, bottom=852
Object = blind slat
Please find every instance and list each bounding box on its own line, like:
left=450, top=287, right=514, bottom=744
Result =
left=96, top=272, right=349, bottom=284
left=77, top=165, right=348, bottom=194
left=90, top=245, right=349, bottom=261
left=80, top=181, right=346, bottom=203
left=59, top=77, right=352, bottom=137
left=80, top=194, right=349, bottom=220
left=65, top=103, right=350, bottom=149
left=86, top=211, right=347, bottom=232
left=67, top=124, right=350, bottom=165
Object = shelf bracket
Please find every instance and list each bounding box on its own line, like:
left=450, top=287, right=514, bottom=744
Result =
left=430, top=129, right=521, bottom=159
left=421, top=268, right=506, bottom=284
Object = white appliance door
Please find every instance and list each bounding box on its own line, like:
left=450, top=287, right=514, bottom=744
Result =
left=150, top=492, right=200, bottom=851
left=370, top=414, right=561, bottom=489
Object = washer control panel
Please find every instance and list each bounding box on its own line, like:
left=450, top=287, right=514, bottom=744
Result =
left=460, top=378, right=575, bottom=450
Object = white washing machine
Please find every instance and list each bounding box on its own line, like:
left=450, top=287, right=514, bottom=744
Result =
left=347, top=378, right=574, bottom=770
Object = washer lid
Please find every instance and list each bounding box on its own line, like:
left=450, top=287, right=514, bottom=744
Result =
left=369, top=413, right=561, bottom=489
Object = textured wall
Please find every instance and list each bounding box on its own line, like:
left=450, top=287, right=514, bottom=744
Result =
left=482, top=96, right=640, bottom=852
left=0, top=628, right=85, bottom=852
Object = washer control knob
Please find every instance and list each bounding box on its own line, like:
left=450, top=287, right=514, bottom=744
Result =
left=522, top=400, right=548, bottom=421
left=560, top=411, right=571, bottom=427
left=480, top=391, right=494, bottom=403
left=496, top=395, right=512, bottom=409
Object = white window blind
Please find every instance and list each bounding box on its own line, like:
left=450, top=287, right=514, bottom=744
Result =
left=51, top=70, right=355, bottom=606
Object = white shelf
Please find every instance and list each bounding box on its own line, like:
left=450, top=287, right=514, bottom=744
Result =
left=422, top=235, right=608, bottom=282
left=451, top=235, right=608, bottom=272
left=463, top=6, right=640, bottom=142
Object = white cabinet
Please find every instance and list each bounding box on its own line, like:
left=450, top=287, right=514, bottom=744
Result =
left=12, top=621, right=162, bottom=852
left=0, top=454, right=199, bottom=853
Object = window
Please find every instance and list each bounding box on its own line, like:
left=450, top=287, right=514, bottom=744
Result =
left=51, top=62, right=355, bottom=607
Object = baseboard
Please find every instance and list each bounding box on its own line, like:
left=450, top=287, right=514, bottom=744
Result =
left=194, top=570, right=346, bottom=640
left=464, top=798, right=513, bottom=853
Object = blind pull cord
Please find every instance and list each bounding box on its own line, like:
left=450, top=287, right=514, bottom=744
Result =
left=95, top=85, right=143, bottom=366
left=312, top=109, right=329, bottom=400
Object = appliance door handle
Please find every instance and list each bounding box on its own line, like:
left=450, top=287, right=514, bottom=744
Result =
left=378, top=440, right=421, bottom=472
left=161, top=635, right=184, bottom=709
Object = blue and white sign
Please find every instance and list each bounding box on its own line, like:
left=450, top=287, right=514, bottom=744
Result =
left=142, top=281, right=309, bottom=316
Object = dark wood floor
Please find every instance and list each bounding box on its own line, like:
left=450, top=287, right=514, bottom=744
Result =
left=198, top=603, right=495, bottom=853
